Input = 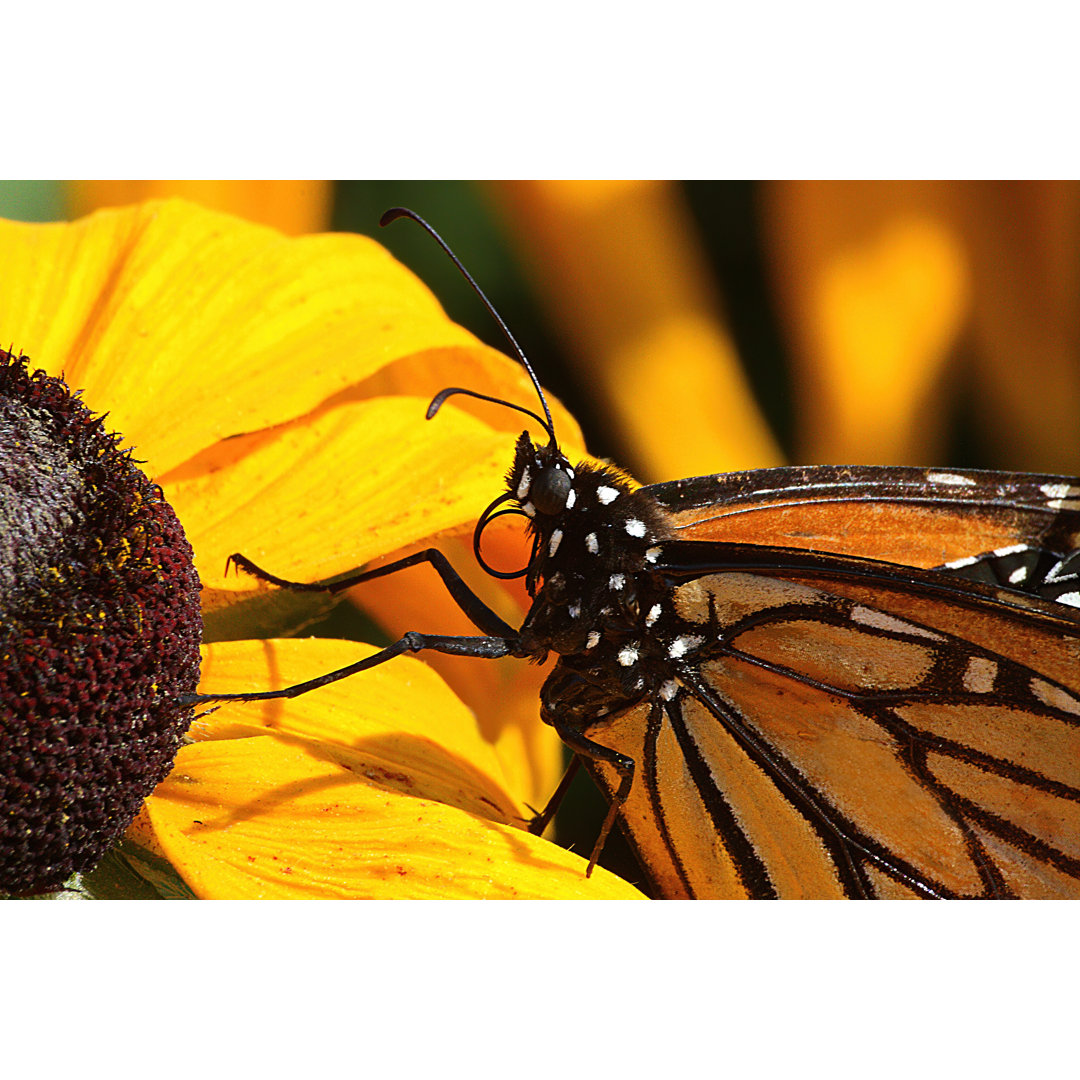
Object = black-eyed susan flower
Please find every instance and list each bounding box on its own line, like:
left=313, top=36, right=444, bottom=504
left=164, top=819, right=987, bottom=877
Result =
left=0, top=198, right=645, bottom=899
left=0, top=350, right=201, bottom=894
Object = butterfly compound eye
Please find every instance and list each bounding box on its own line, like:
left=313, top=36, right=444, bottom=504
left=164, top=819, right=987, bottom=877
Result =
left=531, top=467, right=572, bottom=516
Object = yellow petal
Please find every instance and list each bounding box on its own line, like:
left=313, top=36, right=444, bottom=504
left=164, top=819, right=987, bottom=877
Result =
left=138, top=739, right=642, bottom=898
left=138, top=639, right=643, bottom=898
left=69, top=181, right=332, bottom=235
left=491, top=180, right=781, bottom=481
left=174, top=395, right=525, bottom=602
left=763, top=181, right=971, bottom=464
left=192, top=638, right=520, bottom=820
left=0, top=200, right=495, bottom=477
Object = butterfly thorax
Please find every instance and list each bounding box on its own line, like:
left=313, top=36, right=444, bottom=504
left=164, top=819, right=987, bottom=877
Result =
left=505, top=433, right=675, bottom=708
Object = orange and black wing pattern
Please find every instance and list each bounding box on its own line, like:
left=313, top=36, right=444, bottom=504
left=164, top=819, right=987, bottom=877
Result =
left=575, top=467, right=1080, bottom=898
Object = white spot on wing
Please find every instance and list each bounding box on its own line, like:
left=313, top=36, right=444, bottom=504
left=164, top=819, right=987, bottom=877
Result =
left=942, top=554, right=978, bottom=569
left=586, top=532, right=599, bottom=555
left=548, top=529, right=563, bottom=557
left=625, top=518, right=646, bottom=538
left=927, top=472, right=976, bottom=487
left=617, top=644, right=639, bottom=667
left=568, top=602, right=581, bottom=619
left=1009, top=566, right=1028, bottom=584
left=993, top=544, right=1029, bottom=557
left=1041, top=482, right=1080, bottom=499
left=1031, top=677, right=1080, bottom=716
left=608, top=573, right=625, bottom=591
left=850, top=605, right=945, bottom=641
left=597, top=486, right=620, bottom=505
left=660, top=680, right=679, bottom=701
left=962, top=656, right=997, bottom=694
left=645, top=546, right=662, bottom=564
left=645, top=603, right=662, bottom=627
left=1045, top=558, right=1075, bottom=582
left=586, top=631, right=601, bottom=649
left=1057, top=590, right=1080, bottom=607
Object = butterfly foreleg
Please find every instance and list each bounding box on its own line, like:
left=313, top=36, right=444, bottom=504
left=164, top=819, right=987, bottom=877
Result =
left=182, top=631, right=519, bottom=706
left=228, top=547, right=517, bottom=636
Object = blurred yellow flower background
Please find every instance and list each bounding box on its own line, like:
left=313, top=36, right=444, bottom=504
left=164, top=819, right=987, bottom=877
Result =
left=4, top=179, right=1077, bottom=898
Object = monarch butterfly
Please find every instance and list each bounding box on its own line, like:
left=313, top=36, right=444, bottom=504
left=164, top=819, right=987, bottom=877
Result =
left=189, top=208, right=1080, bottom=899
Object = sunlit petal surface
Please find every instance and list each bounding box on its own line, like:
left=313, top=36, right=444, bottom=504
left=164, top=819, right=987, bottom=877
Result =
left=136, top=640, right=644, bottom=899
left=69, top=180, right=332, bottom=235
left=0, top=200, right=499, bottom=477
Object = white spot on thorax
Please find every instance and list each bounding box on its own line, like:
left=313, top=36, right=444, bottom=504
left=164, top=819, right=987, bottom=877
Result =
left=617, top=644, right=639, bottom=666
left=521, top=502, right=535, bottom=518
left=565, top=487, right=576, bottom=509
left=597, top=486, right=620, bottom=505
left=927, top=472, right=976, bottom=487
left=586, top=532, right=599, bottom=554
left=660, top=679, right=679, bottom=701
left=625, top=518, right=646, bottom=538
left=609, top=573, right=625, bottom=591
left=516, top=466, right=531, bottom=499
left=586, top=630, right=601, bottom=649
left=645, top=603, right=662, bottom=627
left=645, top=546, right=662, bottom=564
left=568, top=602, right=581, bottom=619
left=668, top=635, right=704, bottom=659
left=548, top=529, right=563, bottom=557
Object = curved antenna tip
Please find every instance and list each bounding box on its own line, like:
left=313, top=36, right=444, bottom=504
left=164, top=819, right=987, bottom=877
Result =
left=379, top=207, right=413, bottom=228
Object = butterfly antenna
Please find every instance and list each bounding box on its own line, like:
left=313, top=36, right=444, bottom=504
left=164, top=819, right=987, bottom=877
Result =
left=379, top=207, right=557, bottom=446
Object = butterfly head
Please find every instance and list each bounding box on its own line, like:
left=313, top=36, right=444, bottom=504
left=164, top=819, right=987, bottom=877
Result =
left=508, top=431, right=575, bottom=519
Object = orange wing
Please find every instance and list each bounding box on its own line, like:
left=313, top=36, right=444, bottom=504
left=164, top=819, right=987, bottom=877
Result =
left=649, top=465, right=1080, bottom=567
left=581, top=552, right=1080, bottom=899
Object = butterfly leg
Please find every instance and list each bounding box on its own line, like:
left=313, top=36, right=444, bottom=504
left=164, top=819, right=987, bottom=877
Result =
left=526, top=756, right=582, bottom=836
left=544, top=710, right=635, bottom=877
left=181, top=631, right=519, bottom=706
left=227, top=548, right=516, bottom=637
